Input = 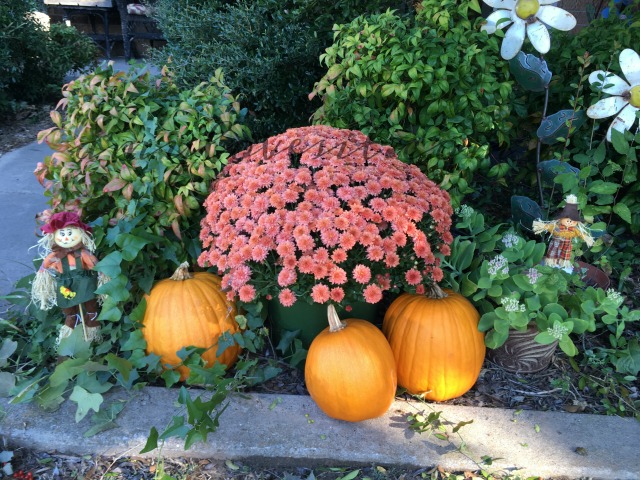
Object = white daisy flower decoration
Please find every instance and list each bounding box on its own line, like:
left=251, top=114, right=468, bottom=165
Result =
left=481, top=0, right=577, bottom=60
left=586, top=48, right=640, bottom=142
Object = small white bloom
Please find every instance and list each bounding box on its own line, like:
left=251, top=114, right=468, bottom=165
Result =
left=526, top=267, right=540, bottom=284
left=481, top=0, right=577, bottom=60
left=587, top=49, right=640, bottom=141
left=605, top=288, right=624, bottom=306
left=502, top=232, right=521, bottom=248
left=456, top=204, right=475, bottom=219
left=488, top=255, right=509, bottom=275
left=501, top=296, right=526, bottom=312
left=547, top=323, right=569, bottom=340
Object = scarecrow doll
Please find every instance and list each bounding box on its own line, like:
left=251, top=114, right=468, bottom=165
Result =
left=532, top=195, right=594, bottom=273
left=31, top=212, right=106, bottom=346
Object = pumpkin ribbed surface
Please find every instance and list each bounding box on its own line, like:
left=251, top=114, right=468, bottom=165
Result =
left=382, top=290, right=485, bottom=401
left=305, top=307, right=397, bottom=422
left=142, top=266, right=240, bottom=381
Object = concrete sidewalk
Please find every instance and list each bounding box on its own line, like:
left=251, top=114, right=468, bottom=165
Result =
left=1, top=388, right=639, bottom=479
left=0, top=61, right=639, bottom=480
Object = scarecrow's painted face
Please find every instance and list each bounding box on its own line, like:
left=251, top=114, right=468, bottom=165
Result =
left=559, top=218, right=578, bottom=228
left=54, top=226, right=83, bottom=249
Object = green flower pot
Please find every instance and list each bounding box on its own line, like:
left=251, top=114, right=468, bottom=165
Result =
left=268, top=299, right=380, bottom=350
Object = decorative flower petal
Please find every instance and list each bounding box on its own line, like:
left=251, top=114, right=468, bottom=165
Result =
left=483, top=0, right=516, bottom=8
left=607, top=104, right=640, bottom=141
left=526, top=21, right=550, bottom=55
left=501, top=20, right=526, bottom=60
left=587, top=96, right=629, bottom=120
left=619, top=48, right=640, bottom=87
left=537, top=6, right=577, bottom=31
left=482, top=9, right=513, bottom=33
left=588, top=71, right=630, bottom=95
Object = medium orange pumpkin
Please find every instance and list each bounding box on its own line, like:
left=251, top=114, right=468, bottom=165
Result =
left=142, top=262, right=241, bottom=381
left=305, top=305, right=397, bottom=422
left=382, top=288, right=485, bottom=401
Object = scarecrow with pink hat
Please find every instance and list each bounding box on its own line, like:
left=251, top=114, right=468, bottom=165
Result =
left=31, top=211, right=107, bottom=346
left=532, top=195, right=595, bottom=274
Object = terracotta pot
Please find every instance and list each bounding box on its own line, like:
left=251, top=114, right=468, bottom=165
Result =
left=575, top=260, right=610, bottom=290
left=487, top=326, right=558, bottom=373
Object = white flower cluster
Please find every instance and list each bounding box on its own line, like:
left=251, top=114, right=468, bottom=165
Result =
left=488, top=255, right=509, bottom=276
left=455, top=204, right=475, bottom=219
left=526, top=267, right=541, bottom=284
left=502, top=232, right=521, bottom=249
left=501, top=296, right=526, bottom=313
left=606, top=288, right=624, bottom=306
left=547, top=323, right=569, bottom=340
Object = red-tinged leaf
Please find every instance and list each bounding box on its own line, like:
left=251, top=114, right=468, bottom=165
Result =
left=126, top=83, right=139, bottom=94
left=103, top=178, right=127, bottom=193
left=37, top=127, right=56, bottom=143
left=163, top=167, right=176, bottom=183
left=97, top=115, right=105, bottom=130
left=174, top=194, right=185, bottom=216
left=208, top=144, right=216, bottom=157
left=98, top=149, right=112, bottom=162
left=50, top=110, right=62, bottom=127
left=81, top=102, right=95, bottom=114
left=81, top=156, right=92, bottom=172
left=179, top=125, right=187, bottom=137
left=56, top=97, right=69, bottom=110
left=85, top=172, right=92, bottom=187
left=171, top=220, right=182, bottom=240
left=163, top=131, right=170, bottom=143
left=198, top=163, right=206, bottom=177
left=109, top=107, right=118, bottom=117
left=90, top=75, right=102, bottom=87
left=123, top=183, right=134, bottom=200
left=191, top=139, right=200, bottom=152
left=34, top=162, right=48, bottom=186
left=51, top=152, right=69, bottom=165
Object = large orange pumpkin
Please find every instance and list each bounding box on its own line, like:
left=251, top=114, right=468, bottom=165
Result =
left=305, top=305, right=397, bottom=422
left=382, top=288, right=485, bottom=401
left=142, top=262, right=241, bottom=381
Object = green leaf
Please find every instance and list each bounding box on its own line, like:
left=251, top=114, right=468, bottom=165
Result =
left=613, top=203, right=632, bottom=224
left=0, top=339, right=17, bottom=367
left=105, top=354, right=134, bottom=382
left=57, top=327, right=92, bottom=358
left=94, top=251, right=124, bottom=278
left=69, top=386, right=103, bottom=423
left=589, top=181, right=620, bottom=195
left=0, top=372, right=16, bottom=397
left=140, top=426, right=159, bottom=454
left=610, top=128, right=629, bottom=154
left=115, top=234, right=150, bottom=262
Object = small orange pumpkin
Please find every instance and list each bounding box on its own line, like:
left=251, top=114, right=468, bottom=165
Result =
left=382, top=287, right=485, bottom=401
left=142, top=262, right=241, bottom=380
left=305, top=305, right=397, bottom=422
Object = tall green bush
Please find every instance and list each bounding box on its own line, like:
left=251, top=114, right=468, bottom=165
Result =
left=0, top=0, right=97, bottom=115
left=36, top=63, right=250, bottom=324
left=150, top=0, right=410, bottom=141
left=310, top=0, right=517, bottom=206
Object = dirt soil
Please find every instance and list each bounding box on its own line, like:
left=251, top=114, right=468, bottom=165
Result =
left=0, top=105, right=54, bottom=159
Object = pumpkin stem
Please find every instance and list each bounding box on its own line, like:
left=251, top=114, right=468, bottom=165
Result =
left=327, top=304, right=347, bottom=333
left=427, top=284, right=448, bottom=299
left=170, top=262, right=194, bottom=281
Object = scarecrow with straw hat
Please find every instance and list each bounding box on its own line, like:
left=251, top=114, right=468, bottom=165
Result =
left=31, top=211, right=108, bottom=346
left=532, top=195, right=594, bottom=274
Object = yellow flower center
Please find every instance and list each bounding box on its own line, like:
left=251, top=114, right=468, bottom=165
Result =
left=630, top=85, right=640, bottom=108
left=515, top=0, right=540, bottom=20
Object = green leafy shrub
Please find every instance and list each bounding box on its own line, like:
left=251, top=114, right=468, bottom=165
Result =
left=0, top=1, right=98, bottom=115
left=310, top=0, right=518, bottom=206
left=35, top=63, right=250, bottom=322
left=150, top=0, right=409, bottom=141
